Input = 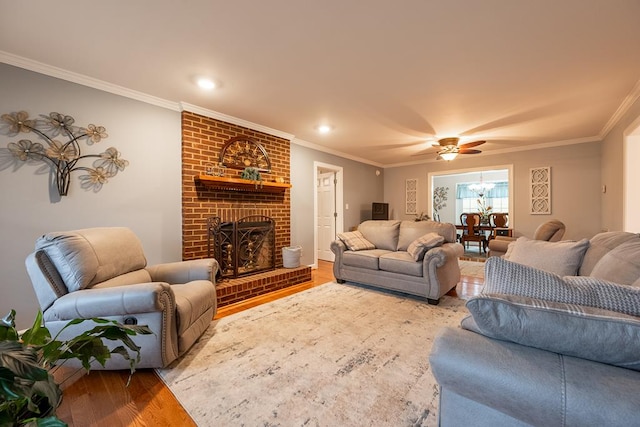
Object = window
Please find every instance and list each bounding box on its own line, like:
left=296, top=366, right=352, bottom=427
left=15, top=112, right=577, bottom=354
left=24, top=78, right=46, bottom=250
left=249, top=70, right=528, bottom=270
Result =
left=456, top=181, right=509, bottom=221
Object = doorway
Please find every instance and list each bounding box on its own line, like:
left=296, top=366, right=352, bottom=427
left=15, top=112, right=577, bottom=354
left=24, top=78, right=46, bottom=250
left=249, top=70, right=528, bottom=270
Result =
left=427, top=165, right=514, bottom=228
left=624, top=118, right=640, bottom=232
left=314, top=162, right=344, bottom=265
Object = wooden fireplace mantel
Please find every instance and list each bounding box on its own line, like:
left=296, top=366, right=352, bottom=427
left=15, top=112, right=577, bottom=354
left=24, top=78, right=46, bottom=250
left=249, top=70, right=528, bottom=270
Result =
left=195, top=175, right=292, bottom=193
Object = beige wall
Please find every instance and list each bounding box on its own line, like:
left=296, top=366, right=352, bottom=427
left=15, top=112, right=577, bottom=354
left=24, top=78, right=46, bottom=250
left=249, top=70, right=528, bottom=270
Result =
left=601, top=96, right=640, bottom=232
left=384, top=141, right=602, bottom=240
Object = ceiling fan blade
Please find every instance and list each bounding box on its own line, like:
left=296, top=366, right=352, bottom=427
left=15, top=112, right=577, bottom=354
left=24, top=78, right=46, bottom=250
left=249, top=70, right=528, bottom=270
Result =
left=458, top=149, right=482, bottom=154
left=459, top=140, right=486, bottom=149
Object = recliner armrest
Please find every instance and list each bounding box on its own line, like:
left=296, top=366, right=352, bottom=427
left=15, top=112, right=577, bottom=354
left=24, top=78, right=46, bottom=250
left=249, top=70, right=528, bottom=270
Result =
left=146, top=259, right=219, bottom=284
left=45, top=282, right=175, bottom=320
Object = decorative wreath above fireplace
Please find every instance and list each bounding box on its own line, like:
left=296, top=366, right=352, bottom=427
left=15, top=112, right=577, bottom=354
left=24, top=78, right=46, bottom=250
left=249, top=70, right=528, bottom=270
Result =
left=219, top=136, right=271, bottom=172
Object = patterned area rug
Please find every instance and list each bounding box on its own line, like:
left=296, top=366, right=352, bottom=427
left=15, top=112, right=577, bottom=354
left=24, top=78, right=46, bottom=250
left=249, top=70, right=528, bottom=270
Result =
left=459, top=260, right=486, bottom=279
left=156, top=282, right=469, bottom=426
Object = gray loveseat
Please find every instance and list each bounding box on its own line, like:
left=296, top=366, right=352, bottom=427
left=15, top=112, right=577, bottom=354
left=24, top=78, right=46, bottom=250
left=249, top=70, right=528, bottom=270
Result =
left=430, top=231, right=640, bottom=426
left=331, top=220, right=464, bottom=304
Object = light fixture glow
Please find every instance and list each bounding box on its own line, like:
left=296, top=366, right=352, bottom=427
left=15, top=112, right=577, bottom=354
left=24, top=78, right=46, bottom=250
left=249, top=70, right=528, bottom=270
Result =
left=469, top=172, right=495, bottom=196
left=440, top=152, right=458, bottom=161
left=317, top=125, right=332, bottom=134
left=197, top=78, right=216, bottom=90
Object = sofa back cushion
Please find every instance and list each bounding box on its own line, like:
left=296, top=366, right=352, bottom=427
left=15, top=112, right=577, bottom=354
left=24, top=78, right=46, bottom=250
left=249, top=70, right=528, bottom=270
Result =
left=579, top=231, right=640, bottom=276
left=35, top=227, right=147, bottom=292
left=397, top=220, right=456, bottom=251
left=589, top=240, right=640, bottom=286
left=358, top=220, right=400, bottom=251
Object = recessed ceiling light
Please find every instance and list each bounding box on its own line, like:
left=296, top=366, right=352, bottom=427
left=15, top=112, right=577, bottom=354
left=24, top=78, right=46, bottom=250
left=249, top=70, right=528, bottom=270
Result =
left=196, top=78, right=216, bottom=90
left=317, top=125, right=332, bottom=134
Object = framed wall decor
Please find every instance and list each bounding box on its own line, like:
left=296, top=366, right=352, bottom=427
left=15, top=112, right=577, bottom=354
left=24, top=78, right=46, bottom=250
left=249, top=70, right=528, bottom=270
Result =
left=405, top=178, right=418, bottom=215
left=219, top=136, right=271, bottom=172
left=530, top=166, right=551, bottom=214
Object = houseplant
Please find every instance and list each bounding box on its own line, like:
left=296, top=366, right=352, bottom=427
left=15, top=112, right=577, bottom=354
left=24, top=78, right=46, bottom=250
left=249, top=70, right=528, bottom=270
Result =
left=0, top=309, right=151, bottom=426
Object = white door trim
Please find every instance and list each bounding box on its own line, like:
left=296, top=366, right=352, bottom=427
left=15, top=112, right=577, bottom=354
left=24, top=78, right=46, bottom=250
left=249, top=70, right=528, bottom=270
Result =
left=314, top=162, right=344, bottom=269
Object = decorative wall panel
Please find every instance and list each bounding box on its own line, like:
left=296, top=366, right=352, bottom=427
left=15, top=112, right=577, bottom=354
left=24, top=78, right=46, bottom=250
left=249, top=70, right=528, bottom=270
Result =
left=405, top=178, right=418, bottom=215
left=530, top=167, right=551, bottom=214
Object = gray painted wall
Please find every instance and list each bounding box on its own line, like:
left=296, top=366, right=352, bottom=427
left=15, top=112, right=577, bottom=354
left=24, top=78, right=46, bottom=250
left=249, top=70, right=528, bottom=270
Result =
left=601, top=96, right=640, bottom=232
left=384, top=142, right=602, bottom=241
left=290, top=144, right=384, bottom=266
left=0, top=64, right=182, bottom=328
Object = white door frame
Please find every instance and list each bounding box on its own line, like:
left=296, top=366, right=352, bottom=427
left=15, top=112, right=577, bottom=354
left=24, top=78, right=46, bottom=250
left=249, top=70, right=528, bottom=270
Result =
left=314, top=162, right=344, bottom=269
left=623, top=115, right=640, bottom=232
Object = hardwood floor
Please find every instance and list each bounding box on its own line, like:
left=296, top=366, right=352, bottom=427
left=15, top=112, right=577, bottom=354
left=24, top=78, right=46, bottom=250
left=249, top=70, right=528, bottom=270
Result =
left=56, top=260, right=482, bottom=426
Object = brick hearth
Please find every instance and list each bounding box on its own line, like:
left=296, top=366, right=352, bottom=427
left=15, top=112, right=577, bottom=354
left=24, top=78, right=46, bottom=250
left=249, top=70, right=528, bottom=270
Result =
left=216, top=265, right=312, bottom=307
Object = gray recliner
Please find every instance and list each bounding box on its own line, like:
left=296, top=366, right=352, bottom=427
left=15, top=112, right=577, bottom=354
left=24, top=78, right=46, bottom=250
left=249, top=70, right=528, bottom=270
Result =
left=25, top=227, right=219, bottom=369
left=488, top=219, right=565, bottom=257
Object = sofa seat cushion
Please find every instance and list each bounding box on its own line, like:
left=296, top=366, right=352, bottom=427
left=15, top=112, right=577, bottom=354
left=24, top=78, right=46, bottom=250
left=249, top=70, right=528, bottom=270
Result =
left=504, top=236, right=589, bottom=276
left=589, top=240, right=640, bottom=287
left=463, top=294, right=640, bottom=371
left=379, top=252, right=423, bottom=277
left=342, top=249, right=391, bottom=270
left=358, top=220, right=401, bottom=251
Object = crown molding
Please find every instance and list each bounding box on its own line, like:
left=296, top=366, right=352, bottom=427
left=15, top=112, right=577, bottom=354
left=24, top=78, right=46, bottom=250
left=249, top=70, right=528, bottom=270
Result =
left=600, top=77, right=640, bottom=138
left=180, top=102, right=295, bottom=141
left=1, top=50, right=181, bottom=111
left=291, top=138, right=384, bottom=168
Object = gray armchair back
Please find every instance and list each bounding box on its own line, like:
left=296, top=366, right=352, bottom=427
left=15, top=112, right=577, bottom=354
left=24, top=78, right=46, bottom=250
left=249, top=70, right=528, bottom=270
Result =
left=25, top=227, right=219, bottom=368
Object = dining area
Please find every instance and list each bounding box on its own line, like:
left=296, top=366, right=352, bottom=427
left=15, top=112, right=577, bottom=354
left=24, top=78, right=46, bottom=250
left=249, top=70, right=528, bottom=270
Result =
left=456, top=212, right=511, bottom=255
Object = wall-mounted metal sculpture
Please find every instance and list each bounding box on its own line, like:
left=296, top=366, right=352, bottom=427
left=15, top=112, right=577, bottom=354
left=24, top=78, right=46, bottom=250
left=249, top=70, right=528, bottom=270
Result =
left=1, top=111, right=128, bottom=196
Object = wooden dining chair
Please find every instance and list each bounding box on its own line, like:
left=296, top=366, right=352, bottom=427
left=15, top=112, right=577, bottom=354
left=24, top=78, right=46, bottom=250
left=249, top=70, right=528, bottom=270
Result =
left=490, top=213, right=509, bottom=228
left=460, top=213, right=487, bottom=253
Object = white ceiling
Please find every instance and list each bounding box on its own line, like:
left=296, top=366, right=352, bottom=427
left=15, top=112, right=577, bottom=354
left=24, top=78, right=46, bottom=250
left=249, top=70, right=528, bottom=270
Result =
left=2, top=0, right=640, bottom=166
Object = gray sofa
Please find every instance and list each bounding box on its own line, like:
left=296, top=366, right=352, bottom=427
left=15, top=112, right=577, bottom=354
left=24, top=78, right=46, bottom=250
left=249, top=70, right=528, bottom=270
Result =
left=331, top=220, right=464, bottom=304
left=430, top=231, right=640, bottom=426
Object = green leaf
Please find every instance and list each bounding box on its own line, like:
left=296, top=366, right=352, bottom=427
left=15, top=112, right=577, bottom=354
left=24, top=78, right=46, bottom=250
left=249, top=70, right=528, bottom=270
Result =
left=0, top=341, right=49, bottom=382
left=34, top=415, right=68, bottom=427
left=21, top=311, right=51, bottom=347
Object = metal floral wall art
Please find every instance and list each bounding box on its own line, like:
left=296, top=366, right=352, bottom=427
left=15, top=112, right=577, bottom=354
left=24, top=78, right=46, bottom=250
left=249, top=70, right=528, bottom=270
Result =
left=1, top=111, right=128, bottom=196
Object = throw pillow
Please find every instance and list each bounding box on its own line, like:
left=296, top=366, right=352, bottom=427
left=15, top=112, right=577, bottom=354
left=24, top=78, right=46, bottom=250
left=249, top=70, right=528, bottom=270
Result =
left=483, top=257, right=640, bottom=316
left=463, top=294, right=640, bottom=371
left=406, top=232, right=445, bottom=261
left=505, top=236, right=590, bottom=276
left=337, top=230, right=375, bottom=251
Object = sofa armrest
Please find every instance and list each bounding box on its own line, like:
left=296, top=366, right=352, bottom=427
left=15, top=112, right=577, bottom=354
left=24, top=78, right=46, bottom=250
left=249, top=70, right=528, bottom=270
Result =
left=146, top=259, right=219, bottom=284
left=45, top=282, right=175, bottom=320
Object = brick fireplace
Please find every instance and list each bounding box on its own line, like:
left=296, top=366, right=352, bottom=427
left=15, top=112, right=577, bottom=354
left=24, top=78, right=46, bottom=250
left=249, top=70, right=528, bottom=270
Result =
left=181, top=111, right=311, bottom=307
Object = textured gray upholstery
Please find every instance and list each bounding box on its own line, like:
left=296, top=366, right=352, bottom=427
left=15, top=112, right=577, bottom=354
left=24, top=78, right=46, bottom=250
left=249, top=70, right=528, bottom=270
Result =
left=25, top=227, right=219, bottom=369
left=331, top=220, right=463, bottom=303
left=487, top=219, right=566, bottom=257
left=430, top=231, right=640, bottom=426
left=430, top=327, right=640, bottom=427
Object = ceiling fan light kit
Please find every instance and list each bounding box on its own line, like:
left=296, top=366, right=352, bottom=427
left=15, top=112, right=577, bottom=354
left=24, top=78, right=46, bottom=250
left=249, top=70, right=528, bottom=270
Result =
left=434, top=137, right=485, bottom=161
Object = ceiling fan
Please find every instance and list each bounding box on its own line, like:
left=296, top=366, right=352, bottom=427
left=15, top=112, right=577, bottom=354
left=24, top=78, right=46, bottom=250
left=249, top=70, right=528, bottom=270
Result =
left=433, top=137, right=485, bottom=161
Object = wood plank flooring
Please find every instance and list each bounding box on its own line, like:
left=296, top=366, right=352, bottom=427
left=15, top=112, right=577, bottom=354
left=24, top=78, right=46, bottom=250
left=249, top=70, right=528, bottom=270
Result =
left=56, top=260, right=483, bottom=426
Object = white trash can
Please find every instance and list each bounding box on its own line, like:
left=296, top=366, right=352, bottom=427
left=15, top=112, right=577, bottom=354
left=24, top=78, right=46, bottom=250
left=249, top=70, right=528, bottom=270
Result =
left=282, top=246, right=302, bottom=268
